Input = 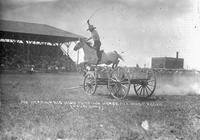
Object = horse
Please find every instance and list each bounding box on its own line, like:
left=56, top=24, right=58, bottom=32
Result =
left=73, top=38, right=124, bottom=69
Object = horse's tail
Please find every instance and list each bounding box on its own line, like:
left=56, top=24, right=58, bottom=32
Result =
left=114, top=51, right=124, bottom=61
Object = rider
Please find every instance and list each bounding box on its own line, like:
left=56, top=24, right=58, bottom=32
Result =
left=86, top=20, right=101, bottom=64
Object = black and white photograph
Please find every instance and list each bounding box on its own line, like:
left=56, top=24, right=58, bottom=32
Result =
left=0, top=0, right=200, bottom=139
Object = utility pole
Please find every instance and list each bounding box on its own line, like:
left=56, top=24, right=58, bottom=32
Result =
left=77, top=50, right=79, bottom=65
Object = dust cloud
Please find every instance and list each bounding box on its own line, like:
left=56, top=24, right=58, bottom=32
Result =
left=156, top=72, right=200, bottom=95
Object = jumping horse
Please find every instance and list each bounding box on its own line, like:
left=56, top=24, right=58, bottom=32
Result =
left=74, top=38, right=124, bottom=69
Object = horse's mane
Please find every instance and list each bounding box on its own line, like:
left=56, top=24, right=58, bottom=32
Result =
left=82, top=40, right=96, bottom=50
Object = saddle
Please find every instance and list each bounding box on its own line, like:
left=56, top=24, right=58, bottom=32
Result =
left=86, top=41, right=103, bottom=64
left=86, top=42, right=92, bottom=48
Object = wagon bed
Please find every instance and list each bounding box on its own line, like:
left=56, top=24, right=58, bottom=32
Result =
left=83, top=66, right=156, bottom=100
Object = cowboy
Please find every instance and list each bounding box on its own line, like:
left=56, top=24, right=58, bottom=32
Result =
left=86, top=20, right=101, bottom=64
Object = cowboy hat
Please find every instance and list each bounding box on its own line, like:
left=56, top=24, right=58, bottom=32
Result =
left=87, top=24, right=96, bottom=31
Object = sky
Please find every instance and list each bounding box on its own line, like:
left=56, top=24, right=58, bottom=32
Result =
left=0, top=0, right=200, bottom=69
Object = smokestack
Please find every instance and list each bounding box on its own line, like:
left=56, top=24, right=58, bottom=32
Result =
left=176, top=52, right=179, bottom=59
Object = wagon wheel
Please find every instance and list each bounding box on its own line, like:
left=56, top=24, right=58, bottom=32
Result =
left=108, top=67, right=131, bottom=99
left=83, top=72, right=97, bottom=95
left=134, top=70, right=156, bottom=97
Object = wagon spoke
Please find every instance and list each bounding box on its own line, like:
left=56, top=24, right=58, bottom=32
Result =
left=85, top=84, right=90, bottom=89
left=110, top=78, right=118, bottom=82
left=114, top=85, right=120, bottom=93
left=141, top=88, right=144, bottom=96
left=85, top=86, right=89, bottom=92
left=143, top=87, right=146, bottom=96
left=116, top=90, right=121, bottom=98
left=120, top=75, right=126, bottom=82
left=113, top=85, right=121, bottom=96
left=90, top=87, right=94, bottom=92
left=145, top=87, right=150, bottom=96
left=88, top=87, right=92, bottom=93
left=116, top=88, right=120, bottom=94
left=86, top=86, right=90, bottom=93
left=120, top=86, right=126, bottom=98
left=146, top=85, right=153, bottom=93
left=121, top=84, right=128, bottom=91
left=115, top=85, right=123, bottom=98
left=136, top=85, right=142, bottom=93
left=143, top=87, right=147, bottom=96
left=142, top=88, right=146, bottom=96
left=139, top=87, right=143, bottom=95
left=113, top=75, right=121, bottom=82
left=109, top=83, right=120, bottom=94
left=144, top=87, right=147, bottom=96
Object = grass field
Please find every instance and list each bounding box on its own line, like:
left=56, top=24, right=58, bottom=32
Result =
left=0, top=72, right=200, bottom=140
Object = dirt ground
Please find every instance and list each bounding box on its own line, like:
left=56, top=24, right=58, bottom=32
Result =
left=0, top=72, right=200, bottom=140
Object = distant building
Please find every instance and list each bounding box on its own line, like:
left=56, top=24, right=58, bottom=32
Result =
left=151, top=52, right=184, bottom=69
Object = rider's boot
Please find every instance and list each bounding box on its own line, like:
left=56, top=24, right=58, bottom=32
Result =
left=96, top=51, right=101, bottom=65
left=96, top=58, right=100, bottom=65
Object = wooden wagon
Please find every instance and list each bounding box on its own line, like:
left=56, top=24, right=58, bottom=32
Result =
left=83, top=66, right=156, bottom=99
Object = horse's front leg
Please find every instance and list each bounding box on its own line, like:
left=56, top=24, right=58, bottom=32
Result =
left=112, top=60, right=119, bottom=69
left=112, top=64, right=115, bottom=69
left=78, top=62, right=88, bottom=76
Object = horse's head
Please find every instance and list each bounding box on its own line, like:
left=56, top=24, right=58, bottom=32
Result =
left=74, top=41, right=81, bottom=51
left=74, top=38, right=86, bottom=51
left=73, top=38, right=86, bottom=51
